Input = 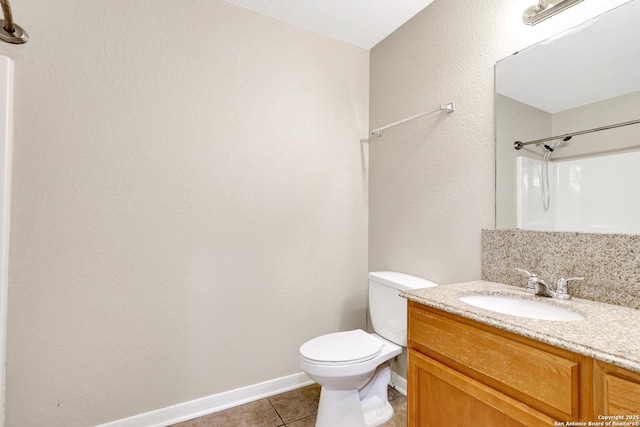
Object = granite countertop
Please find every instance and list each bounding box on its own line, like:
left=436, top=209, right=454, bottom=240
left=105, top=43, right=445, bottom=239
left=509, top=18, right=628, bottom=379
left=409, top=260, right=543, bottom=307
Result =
left=401, top=280, right=640, bottom=373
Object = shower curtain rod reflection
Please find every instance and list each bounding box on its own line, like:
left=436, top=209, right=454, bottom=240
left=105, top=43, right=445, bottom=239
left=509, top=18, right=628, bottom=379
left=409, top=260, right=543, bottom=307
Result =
left=371, top=102, right=455, bottom=137
left=0, top=0, right=28, bottom=44
left=514, top=118, right=640, bottom=150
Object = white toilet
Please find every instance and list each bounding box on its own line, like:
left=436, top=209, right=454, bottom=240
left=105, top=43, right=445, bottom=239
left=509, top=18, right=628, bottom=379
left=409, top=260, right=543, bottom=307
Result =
left=299, top=271, right=438, bottom=427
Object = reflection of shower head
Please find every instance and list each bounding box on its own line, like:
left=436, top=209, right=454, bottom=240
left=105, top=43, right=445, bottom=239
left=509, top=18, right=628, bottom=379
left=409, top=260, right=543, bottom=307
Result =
left=541, top=136, right=572, bottom=153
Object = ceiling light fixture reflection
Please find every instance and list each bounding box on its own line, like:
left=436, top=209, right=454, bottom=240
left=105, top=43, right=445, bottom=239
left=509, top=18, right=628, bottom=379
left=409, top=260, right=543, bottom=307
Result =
left=523, top=0, right=584, bottom=25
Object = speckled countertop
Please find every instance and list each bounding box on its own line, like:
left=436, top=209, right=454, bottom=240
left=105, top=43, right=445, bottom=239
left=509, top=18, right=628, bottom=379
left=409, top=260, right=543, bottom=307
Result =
left=401, top=280, right=640, bottom=373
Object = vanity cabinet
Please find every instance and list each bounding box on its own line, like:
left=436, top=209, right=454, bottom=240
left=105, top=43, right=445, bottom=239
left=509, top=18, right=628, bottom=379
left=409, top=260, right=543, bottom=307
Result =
left=407, top=301, right=593, bottom=426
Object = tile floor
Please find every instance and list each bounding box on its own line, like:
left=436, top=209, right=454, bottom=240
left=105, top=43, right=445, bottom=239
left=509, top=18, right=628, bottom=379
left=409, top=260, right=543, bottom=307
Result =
left=169, top=384, right=406, bottom=427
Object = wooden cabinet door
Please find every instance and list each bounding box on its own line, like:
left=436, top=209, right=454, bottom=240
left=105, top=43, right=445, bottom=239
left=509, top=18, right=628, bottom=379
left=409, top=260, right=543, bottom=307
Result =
left=408, top=349, right=556, bottom=427
left=594, top=360, right=640, bottom=415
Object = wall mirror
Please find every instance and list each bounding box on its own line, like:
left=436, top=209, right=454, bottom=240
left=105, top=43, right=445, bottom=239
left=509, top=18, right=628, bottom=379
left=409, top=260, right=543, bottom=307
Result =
left=495, top=0, right=640, bottom=234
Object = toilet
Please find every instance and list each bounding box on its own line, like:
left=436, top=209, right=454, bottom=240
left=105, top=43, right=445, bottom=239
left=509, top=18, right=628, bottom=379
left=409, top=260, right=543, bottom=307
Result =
left=299, top=271, right=438, bottom=427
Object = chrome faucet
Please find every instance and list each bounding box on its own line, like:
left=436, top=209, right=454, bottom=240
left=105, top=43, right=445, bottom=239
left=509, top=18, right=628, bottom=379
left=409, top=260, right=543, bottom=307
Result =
left=514, top=268, right=583, bottom=300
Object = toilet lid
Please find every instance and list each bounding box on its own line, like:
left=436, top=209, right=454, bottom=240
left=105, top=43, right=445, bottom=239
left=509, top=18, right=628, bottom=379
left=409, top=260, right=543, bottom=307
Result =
left=299, top=329, right=383, bottom=365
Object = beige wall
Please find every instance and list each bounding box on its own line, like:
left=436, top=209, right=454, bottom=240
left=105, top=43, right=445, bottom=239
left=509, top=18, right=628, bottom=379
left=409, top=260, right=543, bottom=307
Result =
left=369, top=0, right=630, bottom=284
left=0, top=1, right=368, bottom=426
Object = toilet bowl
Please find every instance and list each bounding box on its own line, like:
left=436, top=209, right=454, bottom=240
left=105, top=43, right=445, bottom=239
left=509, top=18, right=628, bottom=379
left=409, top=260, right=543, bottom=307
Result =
left=299, top=271, right=438, bottom=427
left=300, top=330, right=401, bottom=426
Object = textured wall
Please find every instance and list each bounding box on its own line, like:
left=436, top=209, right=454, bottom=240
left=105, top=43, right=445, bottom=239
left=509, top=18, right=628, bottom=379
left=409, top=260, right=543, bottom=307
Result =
left=0, top=1, right=369, bottom=426
left=369, top=0, right=631, bottom=283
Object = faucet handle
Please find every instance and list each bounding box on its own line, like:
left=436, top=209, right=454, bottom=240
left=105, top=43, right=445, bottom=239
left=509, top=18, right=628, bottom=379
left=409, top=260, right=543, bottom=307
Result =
left=555, top=277, right=584, bottom=300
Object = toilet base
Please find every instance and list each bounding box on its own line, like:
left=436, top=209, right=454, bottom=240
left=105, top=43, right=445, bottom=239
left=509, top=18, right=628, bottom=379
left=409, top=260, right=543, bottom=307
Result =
left=314, top=363, right=395, bottom=427
left=315, top=388, right=367, bottom=427
left=360, top=362, right=394, bottom=426
left=363, top=401, right=393, bottom=426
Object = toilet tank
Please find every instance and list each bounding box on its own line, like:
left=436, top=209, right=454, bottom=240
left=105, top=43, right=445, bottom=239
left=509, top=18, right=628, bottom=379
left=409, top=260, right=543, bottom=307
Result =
left=369, top=271, right=438, bottom=346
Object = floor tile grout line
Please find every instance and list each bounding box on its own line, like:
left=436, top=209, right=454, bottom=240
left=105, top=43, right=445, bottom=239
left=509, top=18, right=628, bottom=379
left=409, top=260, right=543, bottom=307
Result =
left=266, top=397, right=287, bottom=426
left=285, top=414, right=315, bottom=427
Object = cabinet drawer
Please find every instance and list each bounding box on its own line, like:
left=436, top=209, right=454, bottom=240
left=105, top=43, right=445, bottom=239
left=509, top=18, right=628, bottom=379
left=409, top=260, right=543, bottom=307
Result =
left=408, top=302, right=587, bottom=419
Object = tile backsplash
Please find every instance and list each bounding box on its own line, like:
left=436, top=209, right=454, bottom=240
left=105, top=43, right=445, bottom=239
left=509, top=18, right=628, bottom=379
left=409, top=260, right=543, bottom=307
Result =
left=482, top=229, right=640, bottom=310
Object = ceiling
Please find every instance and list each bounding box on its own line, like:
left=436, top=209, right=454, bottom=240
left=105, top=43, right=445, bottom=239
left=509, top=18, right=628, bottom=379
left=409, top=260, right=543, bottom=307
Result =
left=224, top=0, right=436, bottom=49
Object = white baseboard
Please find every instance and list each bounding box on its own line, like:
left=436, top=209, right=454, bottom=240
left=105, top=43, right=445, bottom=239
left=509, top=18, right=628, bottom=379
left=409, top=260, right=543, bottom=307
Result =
left=95, top=372, right=314, bottom=427
left=391, top=372, right=407, bottom=396
left=96, top=370, right=407, bottom=427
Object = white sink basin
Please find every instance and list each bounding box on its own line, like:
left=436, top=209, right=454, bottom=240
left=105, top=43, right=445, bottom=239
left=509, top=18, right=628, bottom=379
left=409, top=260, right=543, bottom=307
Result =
left=458, top=294, right=585, bottom=321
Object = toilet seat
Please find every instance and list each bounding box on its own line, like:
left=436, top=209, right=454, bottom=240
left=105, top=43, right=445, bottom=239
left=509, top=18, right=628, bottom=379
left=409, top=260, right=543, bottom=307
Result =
left=299, top=329, right=383, bottom=366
